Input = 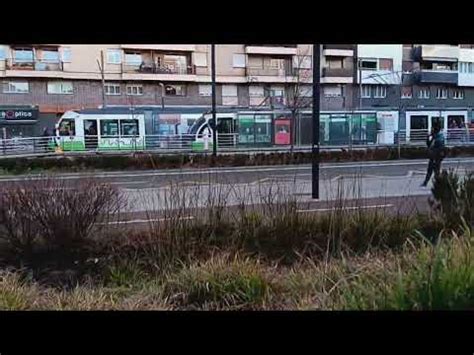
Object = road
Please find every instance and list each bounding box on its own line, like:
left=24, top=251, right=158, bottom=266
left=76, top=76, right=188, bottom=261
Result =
left=1, top=157, right=473, bottom=225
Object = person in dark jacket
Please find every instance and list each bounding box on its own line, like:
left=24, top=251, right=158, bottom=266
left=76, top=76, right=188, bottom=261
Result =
left=421, top=123, right=445, bottom=187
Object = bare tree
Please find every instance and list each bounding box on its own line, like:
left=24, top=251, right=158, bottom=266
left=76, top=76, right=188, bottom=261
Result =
left=284, top=46, right=313, bottom=153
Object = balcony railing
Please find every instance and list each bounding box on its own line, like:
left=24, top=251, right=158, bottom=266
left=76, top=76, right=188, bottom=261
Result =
left=416, top=70, right=458, bottom=84
left=121, top=62, right=196, bottom=75
left=322, top=67, right=353, bottom=77
left=323, top=44, right=354, bottom=50
left=246, top=67, right=294, bottom=76
left=6, top=59, right=63, bottom=71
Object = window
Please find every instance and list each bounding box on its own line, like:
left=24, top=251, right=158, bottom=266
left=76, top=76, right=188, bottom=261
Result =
left=270, top=58, right=285, bottom=69
left=361, top=85, right=371, bottom=98
left=0, top=46, right=6, bottom=60
left=452, top=89, right=464, bottom=99
left=222, top=84, right=238, bottom=106
left=222, top=84, right=238, bottom=97
left=379, top=58, right=393, bottom=71
left=42, top=49, right=59, bottom=63
left=100, top=120, right=119, bottom=137
left=124, top=52, right=142, bottom=65
left=436, top=87, right=448, bottom=99
left=164, top=84, right=185, bottom=96
left=105, top=83, right=121, bottom=96
left=13, top=48, right=34, bottom=62
left=301, top=85, right=313, bottom=97
left=3, top=81, right=29, bottom=94
left=198, top=84, right=212, bottom=97
left=418, top=88, right=430, bottom=99
left=120, top=120, right=139, bottom=136
left=324, top=85, right=342, bottom=97
left=233, top=54, right=246, bottom=68
left=107, top=49, right=122, bottom=64
left=194, top=52, right=208, bottom=67
left=401, top=86, right=413, bottom=99
left=61, top=47, right=72, bottom=63
left=460, top=62, right=474, bottom=74
left=249, top=85, right=264, bottom=97
left=327, top=58, right=344, bottom=69
left=126, top=84, right=143, bottom=96
left=58, top=119, right=76, bottom=136
left=373, top=85, right=387, bottom=98
left=47, top=81, right=73, bottom=94
left=359, top=59, right=377, bottom=70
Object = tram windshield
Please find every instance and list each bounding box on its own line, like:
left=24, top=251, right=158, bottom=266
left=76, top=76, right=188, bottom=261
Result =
left=58, top=119, right=76, bottom=136
left=188, top=116, right=207, bottom=135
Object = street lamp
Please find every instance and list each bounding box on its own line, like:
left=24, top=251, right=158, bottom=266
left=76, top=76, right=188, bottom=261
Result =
left=211, top=44, right=217, bottom=156
left=312, top=44, right=321, bottom=199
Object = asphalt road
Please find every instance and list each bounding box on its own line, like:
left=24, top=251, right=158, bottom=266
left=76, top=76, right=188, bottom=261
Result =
left=2, top=157, right=474, bottom=226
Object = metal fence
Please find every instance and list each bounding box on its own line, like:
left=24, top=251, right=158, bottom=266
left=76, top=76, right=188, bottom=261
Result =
left=1, top=129, right=474, bottom=157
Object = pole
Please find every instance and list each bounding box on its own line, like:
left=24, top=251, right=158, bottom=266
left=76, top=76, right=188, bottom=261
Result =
left=211, top=44, right=217, bottom=156
left=312, top=44, right=321, bottom=199
left=98, top=50, right=107, bottom=108
left=358, top=59, right=362, bottom=110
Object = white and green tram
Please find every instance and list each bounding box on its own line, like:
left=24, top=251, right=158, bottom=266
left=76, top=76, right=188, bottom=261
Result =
left=55, top=110, right=146, bottom=151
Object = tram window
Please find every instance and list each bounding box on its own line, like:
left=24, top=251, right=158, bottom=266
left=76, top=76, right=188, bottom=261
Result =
left=100, top=120, right=119, bottom=137
left=58, top=119, right=75, bottom=136
left=120, top=120, right=139, bottom=136
left=410, top=115, right=428, bottom=130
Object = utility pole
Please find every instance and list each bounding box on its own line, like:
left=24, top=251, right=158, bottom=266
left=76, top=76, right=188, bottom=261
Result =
left=312, top=44, right=321, bottom=199
left=211, top=44, right=217, bottom=156
left=97, top=50, right=107, bottom=109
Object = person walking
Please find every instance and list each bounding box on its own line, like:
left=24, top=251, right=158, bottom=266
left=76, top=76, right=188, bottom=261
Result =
left=421, top=123, right=446, bottom=187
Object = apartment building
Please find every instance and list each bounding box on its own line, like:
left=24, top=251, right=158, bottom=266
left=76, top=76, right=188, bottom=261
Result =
left=2, top=44, right=474, bottom=139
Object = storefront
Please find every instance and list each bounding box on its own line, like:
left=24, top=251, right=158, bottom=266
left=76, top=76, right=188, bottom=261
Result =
left=0, top=106, right=39, bottom=138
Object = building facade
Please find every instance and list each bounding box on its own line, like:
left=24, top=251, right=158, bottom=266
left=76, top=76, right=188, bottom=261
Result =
left=1, top=44, right=474, bottom=139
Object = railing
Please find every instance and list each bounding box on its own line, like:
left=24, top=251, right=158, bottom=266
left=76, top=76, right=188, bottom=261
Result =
left=246, top=67, right=294, bottom=76
left=2, top=129, right=474, bottom=158
left=322, top=67, right=353, bottom=77
left=121, top=63, right=196, bottom=75
left=6, top=59, right=64, bottom=71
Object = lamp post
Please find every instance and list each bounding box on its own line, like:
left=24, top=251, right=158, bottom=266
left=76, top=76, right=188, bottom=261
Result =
left=211, top=44, right=217, bottom=156
left=312, top=44, right=321, bottom=199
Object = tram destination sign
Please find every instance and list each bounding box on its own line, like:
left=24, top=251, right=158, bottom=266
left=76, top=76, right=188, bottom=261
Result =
left=0, top=108, right=39, bottom=121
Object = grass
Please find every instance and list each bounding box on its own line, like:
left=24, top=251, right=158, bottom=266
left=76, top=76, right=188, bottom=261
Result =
left=0, top=170, right=473, bottom=310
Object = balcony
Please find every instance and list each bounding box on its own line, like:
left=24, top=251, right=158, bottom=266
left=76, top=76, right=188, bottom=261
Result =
left=322, top=67, right=353, bottom=77
left=415, top=45, right=459, bottom=61
left=246, top=67, right=293, bottom=76
left=121, top=44, right=195, bottom=52
left=416, top=70, right=458, bottom=84
left=122, top=62, right=195, bottom=75
left=5, top=59, right=63, bottom=73
left=245, top=45, right=297, bottom=56
left=323, top=44, right=354, bottom=50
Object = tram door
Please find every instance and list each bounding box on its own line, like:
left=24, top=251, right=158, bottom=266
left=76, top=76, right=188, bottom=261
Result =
left=216, top=117, right=235, bottom=147
left=84, top=120, right=98, bottom=150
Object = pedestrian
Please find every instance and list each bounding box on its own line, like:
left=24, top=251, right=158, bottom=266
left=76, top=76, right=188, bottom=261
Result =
left=421, top=123, right=446, bottom=187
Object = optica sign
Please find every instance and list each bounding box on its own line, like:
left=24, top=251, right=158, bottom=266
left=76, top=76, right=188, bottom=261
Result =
left=0, top=108, right=39, bottom=120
